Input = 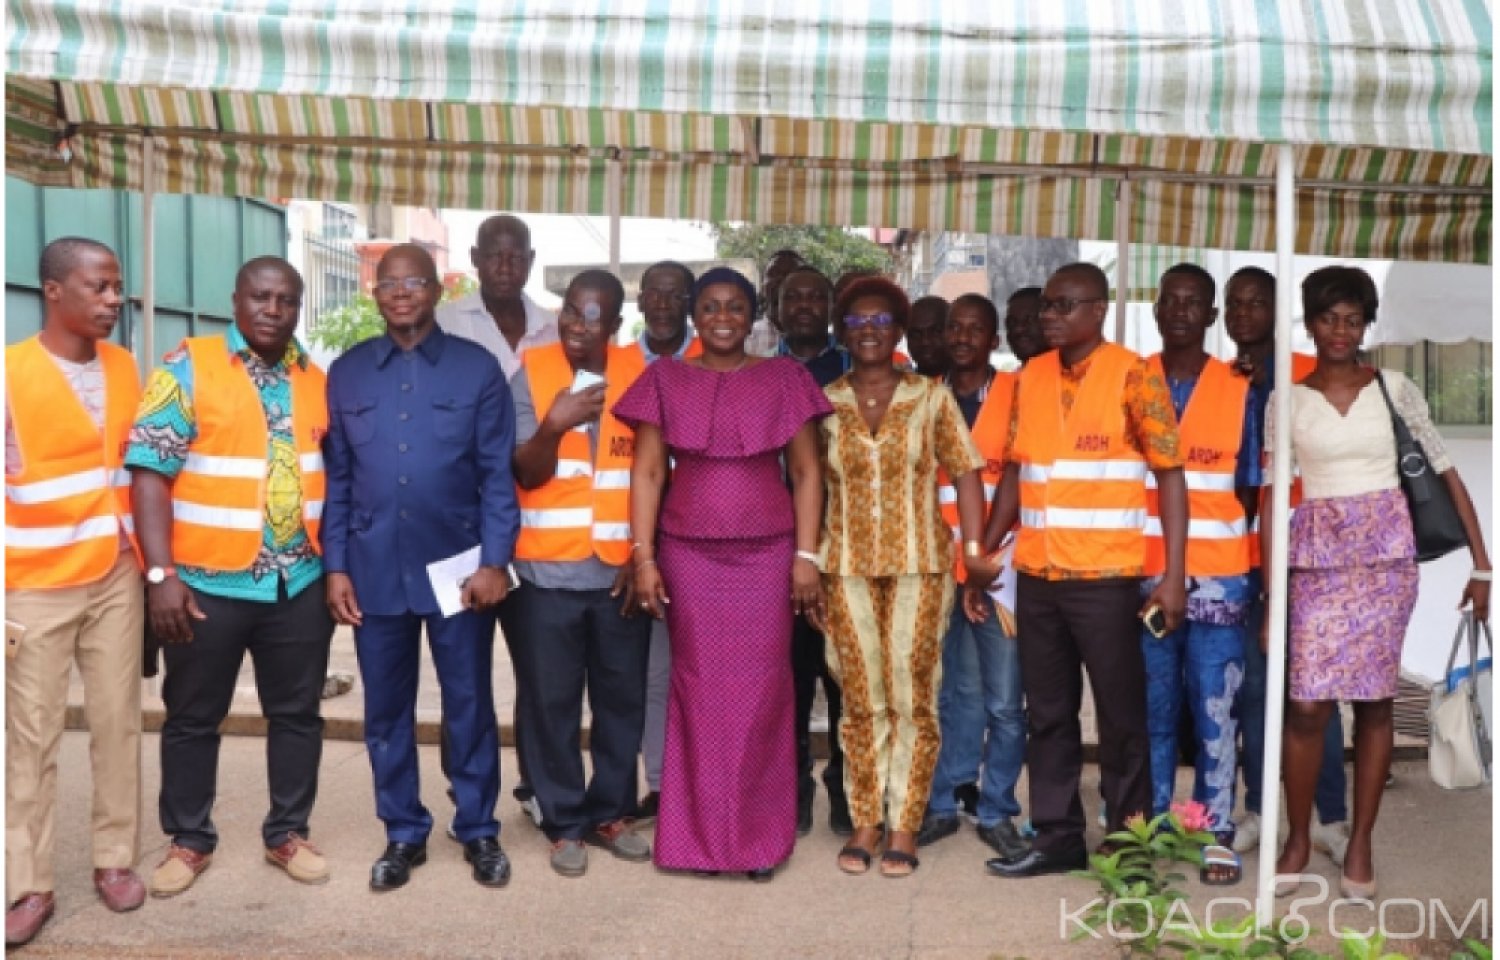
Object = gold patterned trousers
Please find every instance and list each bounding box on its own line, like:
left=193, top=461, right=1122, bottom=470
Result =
left=822, top=572, right=954, bottom=833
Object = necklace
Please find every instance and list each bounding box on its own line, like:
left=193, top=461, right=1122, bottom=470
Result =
left=851, top=372, right=897, bottom=409
left=695, top=354, right=748, bottom=373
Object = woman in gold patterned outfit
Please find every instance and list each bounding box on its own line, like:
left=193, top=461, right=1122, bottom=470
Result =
left=818, top=276, right=989, bottom=878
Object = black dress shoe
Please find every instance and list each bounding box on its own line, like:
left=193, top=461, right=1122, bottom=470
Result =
left=463, top=836, right=511, bottom=888
left=985, top=845, right=1087, bottom=879
left=827, top=794, right=854, bottom=837
left=370, top=842, right=427, bottom=891
left=745, top=867, right=775, bottom=883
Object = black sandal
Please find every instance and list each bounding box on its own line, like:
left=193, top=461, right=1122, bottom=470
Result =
left=837, top=843, right=875, bottom=875
left=879, top=849, right=920, bottom=878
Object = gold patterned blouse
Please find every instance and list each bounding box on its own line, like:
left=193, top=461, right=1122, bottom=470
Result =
left=819, top=372, right=985, bottom=578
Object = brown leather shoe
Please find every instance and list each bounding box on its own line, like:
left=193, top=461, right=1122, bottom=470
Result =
left=150, top=845, right=212, bottom=898
left=6, top=892, right=55, bottom=947
left=264, top=833, right=330, bottom=884
left=94, top=868, right=147, bottom=912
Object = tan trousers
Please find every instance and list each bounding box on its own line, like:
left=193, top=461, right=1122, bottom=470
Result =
left=823, top=572, right=953, bottom=833
left=6, top=553, right=144, bottom=899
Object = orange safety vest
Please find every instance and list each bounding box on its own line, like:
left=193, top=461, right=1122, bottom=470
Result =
left=1144, top=355, right=1250, bottom=577
left=938, top=370, right=1015, bottom=582
left=514, top=342, right=645, bottom=566
left=5, top=337, right=141, bottom=589
left=1249, top=352, right=1318, bottom=568
left=1013, top=343, right=1148, bottom=573
left=170, top=337, right=327, bottom=571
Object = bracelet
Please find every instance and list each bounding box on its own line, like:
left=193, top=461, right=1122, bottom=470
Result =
left=1471, top=570, right=1492, bottom=582
left=795, top=550, right=820, bottom=565
left=630, top=541, right=649, bottom=553
left=964, top=539, right=983, bottom=558
left=636, top=558, right=658, bottom=570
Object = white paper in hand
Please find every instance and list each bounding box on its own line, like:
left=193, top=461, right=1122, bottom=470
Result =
left=427, top=545, right=482, bottom=618
left=986, top=540, right=1018, bottom=618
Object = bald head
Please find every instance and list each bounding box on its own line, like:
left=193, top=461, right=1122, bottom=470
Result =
left=476, top=215, right=531, bottom=251
left=378, top=243, right=440, bottom=283
left=1050, top=262, right=1110, bottom=300
left=236, top=256, right=303, bottom=295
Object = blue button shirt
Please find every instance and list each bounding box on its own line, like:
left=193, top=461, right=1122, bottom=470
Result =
left=322, top=326, right=520, bottom=616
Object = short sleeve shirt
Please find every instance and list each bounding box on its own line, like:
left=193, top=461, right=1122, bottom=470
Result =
left=1006, top=347, right=1183, bottom=581
left=124, top=329, right=323, bottom=602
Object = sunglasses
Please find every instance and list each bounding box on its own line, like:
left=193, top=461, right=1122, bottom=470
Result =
left=1037, top=296, right=1105, bottom=315
left=843, top=312, right=895, bottom=330
left=373, top=276, right=434, bottom=296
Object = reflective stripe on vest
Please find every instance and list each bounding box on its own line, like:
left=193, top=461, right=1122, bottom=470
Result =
left=170, top=337, right=328, bottom=571
left=1143, top=355, right=1250, bottom=577
left=5, top=337, right=142, bottom=589
left=513, top=343, right=644, bottom=566
left=937, top=370, right=1014, bottom=582
left=1012, top=343, right=1148, bottom=573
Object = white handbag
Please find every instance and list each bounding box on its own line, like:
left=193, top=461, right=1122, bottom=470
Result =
left=1428, top=612, right=1492, bottom=790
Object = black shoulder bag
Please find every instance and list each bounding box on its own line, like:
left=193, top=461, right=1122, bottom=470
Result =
left=1373, top=371, right=1468, bottom=562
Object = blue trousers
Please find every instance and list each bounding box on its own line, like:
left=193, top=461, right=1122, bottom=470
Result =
left=1143, top=619, right=1244, bottom=835
left=929, top=601, right=1025, bottom=823
left=1237, top=586, right=1348, bottom=823
left=354, top=608, right=500, bottom=844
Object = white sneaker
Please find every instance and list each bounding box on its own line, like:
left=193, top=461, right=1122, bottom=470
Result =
left=1232, top=812, right=1261, bottom=854
left=1311, top=820, right=1349, bottom=867
left=519, top=793, right=544, bottom=828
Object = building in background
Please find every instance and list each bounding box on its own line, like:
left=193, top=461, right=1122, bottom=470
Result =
left=4, top=177, right=286, bottom=374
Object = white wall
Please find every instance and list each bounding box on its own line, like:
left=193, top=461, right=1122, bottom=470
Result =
left=1402, top=435, right=1493, bottom=681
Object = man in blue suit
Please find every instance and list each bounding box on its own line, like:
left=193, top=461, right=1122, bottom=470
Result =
left=323, top=244, right=519, bottom=891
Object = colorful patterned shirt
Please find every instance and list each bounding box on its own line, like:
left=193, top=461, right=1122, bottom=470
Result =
left=124, top=328, right=322, bottom=602
left=820, top=372, right=985, bottom=577
left=1006, top=346, right=1183, bottom=581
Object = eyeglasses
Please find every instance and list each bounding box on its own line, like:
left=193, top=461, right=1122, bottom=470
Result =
left=843, top=312, right=895, bottom=330
left=373, top=276, right=434, bottom=296
left=640, top=287, right=691, bottom=305
left=1037, top=296, right=1105, bottom=315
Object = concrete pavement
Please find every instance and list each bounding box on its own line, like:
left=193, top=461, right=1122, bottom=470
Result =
left=14, top=731, right=1490, bottom=959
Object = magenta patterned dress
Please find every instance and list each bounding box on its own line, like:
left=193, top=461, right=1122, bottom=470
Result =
left=1287, top=488, right=1418, bottom=701
left=613, top=357, right=832, bottom=871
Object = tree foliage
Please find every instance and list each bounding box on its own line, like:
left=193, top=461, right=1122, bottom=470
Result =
left=709, top=223, right=891, bottom=284
left=308, top=275, right=477, bottom=355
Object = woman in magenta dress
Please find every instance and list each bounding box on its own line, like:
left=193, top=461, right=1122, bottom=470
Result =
left=614, top=267, right=830, bottom=881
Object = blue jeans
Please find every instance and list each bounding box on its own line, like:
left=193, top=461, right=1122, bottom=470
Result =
left=1143, top=619, right=1244, bottom=834
left=928, top=602, right=1025, bottom=824
left=1238, top=584, right=1348, bottom=823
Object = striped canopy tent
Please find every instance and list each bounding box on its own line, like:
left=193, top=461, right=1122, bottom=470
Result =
left=4, top=0, right=1492, bottom=265
left=4, top=0, right=1494, bottom=924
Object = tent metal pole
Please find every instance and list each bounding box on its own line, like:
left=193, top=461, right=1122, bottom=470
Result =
left=142, top=133, right=157, bottom=372
left=1255, top=142, right=1298, bottom=929
left=1114, top=178, right=1130, bottom=344
left=607, top=156, right=622, bottom=275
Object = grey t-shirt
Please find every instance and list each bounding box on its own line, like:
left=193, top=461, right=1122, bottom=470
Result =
left=510, top=369, right=620, bottom=591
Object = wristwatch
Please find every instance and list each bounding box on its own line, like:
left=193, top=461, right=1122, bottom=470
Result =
left=146, top=566, right=177, bottom=585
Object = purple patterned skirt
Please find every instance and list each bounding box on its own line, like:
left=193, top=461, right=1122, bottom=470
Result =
left=1287, top=487, right=1418, bottom=701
